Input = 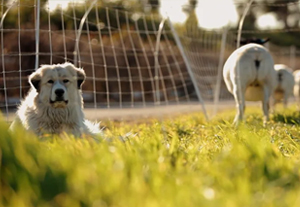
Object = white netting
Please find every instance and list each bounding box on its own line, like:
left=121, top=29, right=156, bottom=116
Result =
left=178, top=27, right=236, bottom=101
left=1, top=0, right=300, bottom=120
left=0, top=0, right=208, bottom=116
left=177, top=1, right=300, bottom=112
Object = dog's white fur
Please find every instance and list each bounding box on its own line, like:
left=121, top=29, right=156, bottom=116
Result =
left=10, top=62, right=100, bottom=137
left=272, top=64, right=295, bottom=108
left=223, top=43, right=277, bottom=125
left=293, top=70, right=300, bottom=106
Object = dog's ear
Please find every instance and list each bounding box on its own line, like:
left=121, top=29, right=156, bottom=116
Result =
left=76, top=68, right=86, bottom=89
left=239, top=39, right=248, bottom=45
left=29, top=71, right=41, bottom=92
left=261, top=38, right=270, bottom=45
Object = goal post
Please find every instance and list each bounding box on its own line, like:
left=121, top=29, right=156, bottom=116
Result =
left=166, top=17, right=208, bottom=120
left=0, top=0, right=211, bottom=120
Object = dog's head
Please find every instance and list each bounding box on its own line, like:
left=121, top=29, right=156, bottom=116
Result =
left=29, top=62, right=86, bottom=108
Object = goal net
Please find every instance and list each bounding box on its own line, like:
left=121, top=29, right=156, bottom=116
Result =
left=1, top=0, right=300, bottom=121
left=0, top=0, right=213, bottom=118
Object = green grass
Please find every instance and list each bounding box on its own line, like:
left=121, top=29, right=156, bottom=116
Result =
left=2, top=106, right=300, bottom=207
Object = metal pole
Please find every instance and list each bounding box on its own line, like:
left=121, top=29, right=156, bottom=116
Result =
left=0, top=0, right=17, bottom=121
left=213, top=28, right=228, bottom=116
left=236, top=0, right=254, bottom=49
left=73, top=0, right=97, bottom=66
left=167, top=17, right=209, bottom=121
left=236, top=0, right=254, bottom=114
left=154, top=18, right=166, bottom=105
left=35, top=0, right=40, bottom=70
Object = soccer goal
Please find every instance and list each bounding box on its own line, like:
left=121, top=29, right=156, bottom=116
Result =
left=2, top=0, right=299, bottom=122
left=1, top=0, right=233, bottom=120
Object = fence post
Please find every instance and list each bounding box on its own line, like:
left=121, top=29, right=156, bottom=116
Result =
left=154, top=18, right=166, bottom=105
left=213, top=28, right=228, bottom=116
left=167, top=17, right=209, bottom=121
left=235, top=0, right=254, bottom=114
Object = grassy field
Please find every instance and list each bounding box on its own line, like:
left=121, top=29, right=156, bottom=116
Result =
left=1, top=106, right=300, bottom=207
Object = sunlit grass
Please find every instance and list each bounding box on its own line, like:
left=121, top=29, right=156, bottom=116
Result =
left=1, top=106, right=300, bottom=207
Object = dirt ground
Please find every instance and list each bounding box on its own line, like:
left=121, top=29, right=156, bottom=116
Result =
left=3, top=100, right=264, bottom=123
left=83, top=101, right=239, bottom=122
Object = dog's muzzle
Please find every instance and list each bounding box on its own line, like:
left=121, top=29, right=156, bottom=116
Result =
left=50, top=89, right=68, bottom=108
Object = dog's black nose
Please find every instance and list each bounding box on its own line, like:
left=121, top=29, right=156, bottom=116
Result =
left=55, top=89, right=65, bottom=97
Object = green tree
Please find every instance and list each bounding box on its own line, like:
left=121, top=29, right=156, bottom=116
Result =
left=2, top=0, right=48, bottom=28
left=137, top=0, right=160, bottom=13
left=182, top=0, right=199, bottom=37
left=234, top=0, right=259, bottom=31
left=234, top=0, right=300, bottom=30
left=261, top=0, right=300, bottom=29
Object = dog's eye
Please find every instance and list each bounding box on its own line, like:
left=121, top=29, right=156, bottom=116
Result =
left=63, top=79, right=69, bottom=83
left=47, top=80, right=54, bottom=84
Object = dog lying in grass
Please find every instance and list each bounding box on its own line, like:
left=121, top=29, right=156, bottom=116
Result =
left=10, top=62, right=100, bottom=137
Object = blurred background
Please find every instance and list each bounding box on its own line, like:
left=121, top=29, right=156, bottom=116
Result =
left=1, top=0, right=300, bottom=119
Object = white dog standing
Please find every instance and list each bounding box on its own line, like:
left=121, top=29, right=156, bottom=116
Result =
left=223, top=39, right=277, bottom=125
left=10, top=62, right=100, bottom=137
left=293, top=70, right=300, bottom=108
left=272, top=64, right=295, bottom=108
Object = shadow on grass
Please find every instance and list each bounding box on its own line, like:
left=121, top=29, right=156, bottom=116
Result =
left=272, top=111, right=300, bottom=125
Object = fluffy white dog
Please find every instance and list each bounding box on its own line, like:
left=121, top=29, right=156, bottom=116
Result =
left=223, top=42, right=277, bottom=125
left=10, top=62, right=100, bottom=137
left=273, top=64, right=295, bottom=108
